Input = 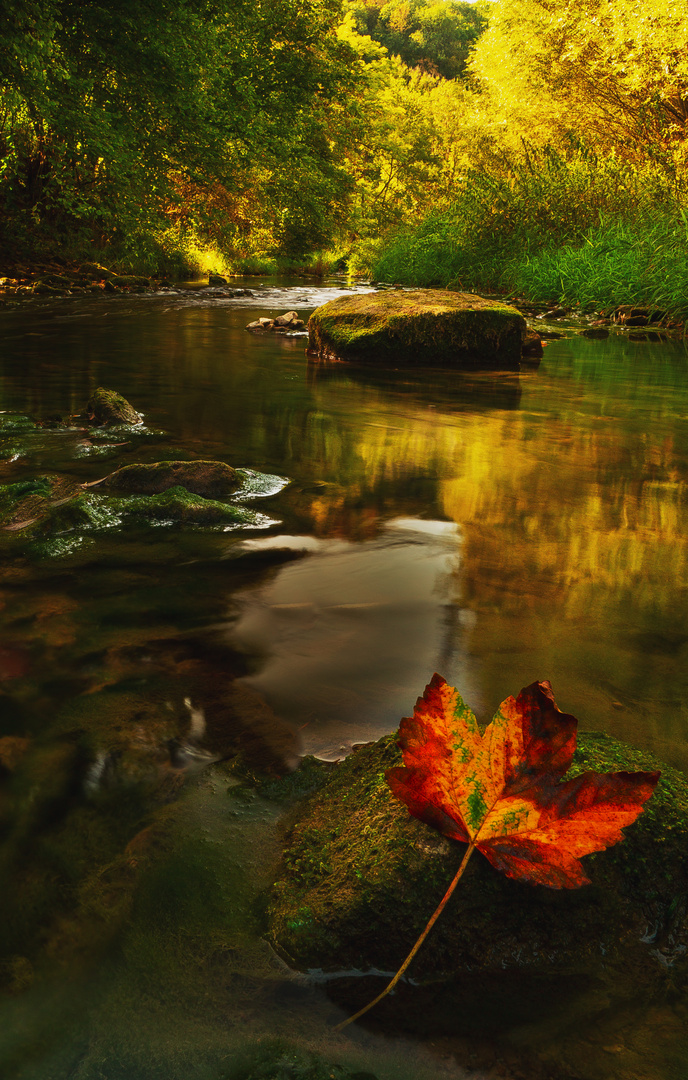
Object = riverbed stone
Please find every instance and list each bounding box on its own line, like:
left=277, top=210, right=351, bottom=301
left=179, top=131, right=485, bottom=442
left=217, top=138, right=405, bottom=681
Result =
left=96, top=459, right=241, bottom=497
left=87, top=387, right=142, bottom=426
left=268, top=731, right=688, bottom=1001
left=0, top=478, right=120, bottom=551
left=118, top=485, right=260, bottom=526
left=307, top=290, right=527, bottom=369
left=246, top=313, right=306, bottom=333
left=274, top=311, right=302, bottom=328
left=0, top=476, right=81, bottom=531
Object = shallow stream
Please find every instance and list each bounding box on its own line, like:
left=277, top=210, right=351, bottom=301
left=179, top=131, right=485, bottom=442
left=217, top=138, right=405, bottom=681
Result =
left=0, top=281, right=687, bottom=1080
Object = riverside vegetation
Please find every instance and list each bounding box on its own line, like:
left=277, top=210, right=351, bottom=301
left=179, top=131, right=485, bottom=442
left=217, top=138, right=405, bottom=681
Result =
left=3, top=1, right=688, bottom=322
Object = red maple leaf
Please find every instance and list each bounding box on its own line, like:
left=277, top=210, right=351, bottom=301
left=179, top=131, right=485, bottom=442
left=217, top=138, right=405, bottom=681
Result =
left=336, top=675, right=660, bottom=1029
left=386, top=674, right=660, bottom=888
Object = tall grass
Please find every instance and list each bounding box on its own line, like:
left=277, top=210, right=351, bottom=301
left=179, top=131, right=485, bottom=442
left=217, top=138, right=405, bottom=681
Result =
left=513, top=215, right=688, bottom=318
left=371, top=145, right=688, bottom=317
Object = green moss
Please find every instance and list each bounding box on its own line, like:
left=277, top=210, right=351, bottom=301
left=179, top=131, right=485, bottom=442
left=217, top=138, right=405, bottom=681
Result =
left=114, top=485, right=261, bottom=526
left=0, top=478, right=117, bottom=544
left=87, top=387, right=141, bottom=426
left=0, top=477, right=53, bottom=517
left=268, top=732, right=688, bottom=987
left=0, top=415, right=36, bottom=434
left=307, top=290, right=526, bottom=369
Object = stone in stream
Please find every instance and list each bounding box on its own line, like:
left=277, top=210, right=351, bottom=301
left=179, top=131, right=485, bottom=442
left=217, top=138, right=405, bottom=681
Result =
left=307, top=290, right=527, bottom=369
left=246, top=311, right=306, bottom=332
left=0, top=473, right=263, bottom=555
left=93, top=459, right=241, bottom=498
left=117, top=485, right=257, bottom=526
left=268, top=731, right=688, bottom=1033
left=0, top=476, right=120, bottom=551
left=87, top=387, right=142, bottom=426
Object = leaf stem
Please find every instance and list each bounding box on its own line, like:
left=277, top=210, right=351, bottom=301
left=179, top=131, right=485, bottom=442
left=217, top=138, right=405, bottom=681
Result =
left=334, top=841, right=476, bottom=1033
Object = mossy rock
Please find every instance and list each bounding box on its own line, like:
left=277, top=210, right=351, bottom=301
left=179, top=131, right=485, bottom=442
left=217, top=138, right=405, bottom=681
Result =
left=268, top=732, right=688, bottom=997
left=98, top=459, right=240, bottom=497
left=0, top=476, right=265, bottom=551
left=87, top=387, right=141, bottom=426
left=0, top=414, right=36, bottom=434
left=116, top=485, right=261, bottom=526
left=0, top=477, right=118, bottom=557
left=307, top=290, right=526, bottom=369
left=0, top=476, right=85, bottom=533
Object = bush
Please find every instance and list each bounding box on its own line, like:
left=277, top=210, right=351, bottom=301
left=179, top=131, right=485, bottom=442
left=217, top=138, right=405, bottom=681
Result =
left=371, top=145, right=688, bottom=316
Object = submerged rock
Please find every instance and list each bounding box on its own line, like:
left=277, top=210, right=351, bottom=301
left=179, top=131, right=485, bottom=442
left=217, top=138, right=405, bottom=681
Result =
left=87, top=387, right=142, bottom=426
left=268, top=732, right=688, bottom=1001
left=522, top=327, right=544, bottom=358
left=0, top=476, right=82, bottom=532
left=307, top=291, right=527, bottom=369
left=118, top=485, right=260, bottom=525
left=0, top=415, right=36, bottom=434
left=95, top=459, right=240, bottom=497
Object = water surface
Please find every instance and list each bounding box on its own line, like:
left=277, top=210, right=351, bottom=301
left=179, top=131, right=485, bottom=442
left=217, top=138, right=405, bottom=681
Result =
left=0, top=283, right=687, bottom=1080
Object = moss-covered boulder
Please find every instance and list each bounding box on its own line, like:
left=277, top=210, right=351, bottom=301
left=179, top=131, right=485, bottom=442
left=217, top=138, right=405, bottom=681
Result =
left=268, top=732, right=688, bottom=1007
left=118, top=485, right=261, bottom=526
left=0, top=476, right=84, bottom=532
left=307, top=291, right=527, bottom=369
left=96, top=459, right=240, bottom=497
left=87, top=387, right=141, bottom=426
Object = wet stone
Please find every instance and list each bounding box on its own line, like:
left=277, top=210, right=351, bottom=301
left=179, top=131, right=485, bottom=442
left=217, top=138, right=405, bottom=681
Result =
left=114, top=485, right=264, bottom=526
left=97, top=459, right=241, bottom=498
left=307, top=290, right=527, bottom=369
left=268, top=731, right=688, bottom=1017
left=87, top=387, right=142, bottom=426
left=581, top=328, right=610, bottom=339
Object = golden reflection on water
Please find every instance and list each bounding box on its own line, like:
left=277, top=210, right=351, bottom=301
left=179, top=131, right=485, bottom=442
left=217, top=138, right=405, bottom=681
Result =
left=296, top=357, right=688, bottom=770
left=2, top=298, right=688, bottom=1080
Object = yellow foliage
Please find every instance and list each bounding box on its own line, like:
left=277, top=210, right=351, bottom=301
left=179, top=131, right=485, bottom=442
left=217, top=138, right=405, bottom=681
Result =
left=471, top=0, right=688, bottom=151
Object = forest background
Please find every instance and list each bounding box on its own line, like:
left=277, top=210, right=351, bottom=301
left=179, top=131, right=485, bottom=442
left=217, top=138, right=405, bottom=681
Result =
left=2, top=0, right=688, bottom=316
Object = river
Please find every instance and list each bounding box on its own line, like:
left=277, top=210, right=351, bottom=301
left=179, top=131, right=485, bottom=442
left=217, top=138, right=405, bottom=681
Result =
left=0, top=281, right=686, bottom=1080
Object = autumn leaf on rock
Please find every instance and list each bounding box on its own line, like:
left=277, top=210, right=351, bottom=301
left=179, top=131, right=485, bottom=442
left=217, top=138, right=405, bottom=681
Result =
left=386, top=675, right=660, bottom=889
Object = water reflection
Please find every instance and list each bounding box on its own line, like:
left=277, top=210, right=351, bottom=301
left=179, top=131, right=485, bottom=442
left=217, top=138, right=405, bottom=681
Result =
left=227, top=519, right=473, bottom=758
left=1, top=288, right=688, bottom=1079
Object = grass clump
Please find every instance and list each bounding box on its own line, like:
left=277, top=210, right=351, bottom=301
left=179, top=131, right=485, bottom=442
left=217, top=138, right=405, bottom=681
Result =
left=371, top=145, right=688, bottom=319
left=513, top=214, right=688, bottom=320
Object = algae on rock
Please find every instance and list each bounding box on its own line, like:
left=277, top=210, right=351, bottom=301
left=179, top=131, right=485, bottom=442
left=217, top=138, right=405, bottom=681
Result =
left=307, top=291, right=527, bottom=369
left=0, top=476, right=116, bottom=540
left=87, top=387, right=142, bottom=426
left=115, top=485, right=263, bottom=526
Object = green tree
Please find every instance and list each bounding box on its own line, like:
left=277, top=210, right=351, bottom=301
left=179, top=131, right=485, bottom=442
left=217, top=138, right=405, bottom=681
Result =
left=346, top=0, right=486, bottom=81
left=0, top=0, right=362, bottom=260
